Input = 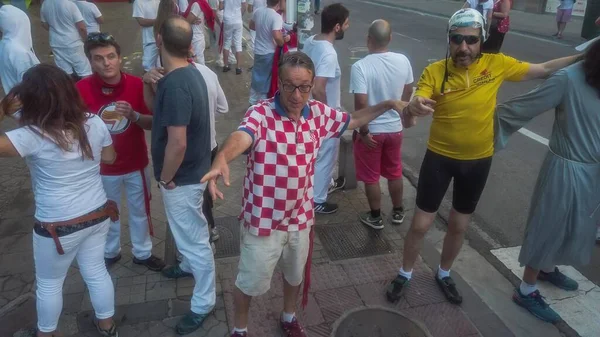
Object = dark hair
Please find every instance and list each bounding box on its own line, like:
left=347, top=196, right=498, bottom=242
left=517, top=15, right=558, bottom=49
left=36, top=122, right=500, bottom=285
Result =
left=278, top=51, right=315, bottom=79
left=267, top=0, right=279, bottom=7
left=154, top=0, right=180, bottom=38
left=1, top=64, right=94, bottom=160
left=159, top=15, right=193, bottom=58
left=84, top=34, right=121, bottom=59
left=321, top=3, right=349, bottom=34
left=583, top=38, right=600, bottom=97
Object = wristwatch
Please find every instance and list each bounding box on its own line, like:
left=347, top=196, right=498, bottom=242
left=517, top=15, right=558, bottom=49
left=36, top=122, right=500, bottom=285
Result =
left=159, top=180, right=172, bottom=188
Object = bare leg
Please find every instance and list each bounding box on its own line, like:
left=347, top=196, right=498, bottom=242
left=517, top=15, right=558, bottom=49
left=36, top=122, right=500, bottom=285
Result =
left=388, top=179, right=404, bottom=209
left=439, top=208, right=470, bottom=271
left=235, top=51, right=242, bottom=69
left=37, top=331, right=63, bottom=337
left=223, top=49, right=230, bottom=67
left=522, top=266, right=539, bottom=285
left=97, top=318, right=114, bottom=331
left=558, top=22, right=567, bottom=37
left=283, top=278, right=301, bottom=315
left=364, top=183, right=381, bottom=211
left=233, top=286, right=252, bottom=329
left=402, top=208, right=436, bottom=271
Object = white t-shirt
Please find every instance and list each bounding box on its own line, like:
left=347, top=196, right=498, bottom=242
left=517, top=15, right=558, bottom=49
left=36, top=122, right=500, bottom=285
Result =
left=5, top=115, right=112, bottom=222
left=178, top=0, right=189, bottom=13
left=75, top=1, right=102, bottom=34
left=252, top=7, right=282, bottom=55
left=133, top=0, right=160, bottom=46
left=41, top=0, right=85, bottom=49
left=302, top=35, right=341, bottom=109
left=222, top=0, right=246, bottom=24
left=190, top=2, right=205, bottom=42
left=248, top=0, right=266, bottom=12
left=467, top=0, right=493, bottom=21
left=193, top=63, right=229, bottom=150
left=349, top=52, right=414, bottom=133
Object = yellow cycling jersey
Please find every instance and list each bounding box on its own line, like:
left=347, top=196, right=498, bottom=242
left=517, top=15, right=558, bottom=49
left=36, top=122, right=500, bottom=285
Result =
left=414, top=53, right=530, bottom=160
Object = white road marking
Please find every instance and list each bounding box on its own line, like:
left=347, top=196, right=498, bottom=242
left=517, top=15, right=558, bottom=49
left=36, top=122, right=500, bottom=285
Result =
left=392, top=32, right=422, bottom=43
left=518, top=128, right=549, bottom=146
left=491, top=246, right=600, bottom=337
left=361, top=0, right=570, bottom=47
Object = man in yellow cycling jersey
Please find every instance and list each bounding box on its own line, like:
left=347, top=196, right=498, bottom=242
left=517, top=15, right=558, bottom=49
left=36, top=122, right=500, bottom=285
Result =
left=386, top=8, right=581, bottom=305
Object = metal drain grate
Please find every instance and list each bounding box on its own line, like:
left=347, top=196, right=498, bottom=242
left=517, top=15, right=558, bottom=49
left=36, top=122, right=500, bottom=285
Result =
left=213, top=216, right=240, bottom=259
left=315, top=222, right=394, bottom=261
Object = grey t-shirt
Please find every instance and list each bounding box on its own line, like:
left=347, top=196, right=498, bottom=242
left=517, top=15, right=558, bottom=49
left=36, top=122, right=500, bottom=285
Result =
left=151, top=64, right=211, bottom=186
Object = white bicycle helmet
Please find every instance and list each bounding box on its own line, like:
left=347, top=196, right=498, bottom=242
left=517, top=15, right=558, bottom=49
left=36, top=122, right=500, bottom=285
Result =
left=447, top=8, right=487, bottom=42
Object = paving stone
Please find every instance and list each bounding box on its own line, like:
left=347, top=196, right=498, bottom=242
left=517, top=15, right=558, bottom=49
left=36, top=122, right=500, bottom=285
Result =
left=170, top=299, right=191, bottom=317
left=63, top=292, right=84, bottom=314
left=146, top=281, right=177, bottom=302
left=308, top=263, right=353, bottom=292
left=176, top=286, right=194, bottom=299
left=340, top=255, right=400, bottom=286
left=401, top=302, right=479, bottom=337
left=404, top=270, right=448, bottom=308
left=306, top=323, right=332, bottom=337
left=354, top=280, right=410, bottom=310
left=314, top=287, right=364, bottom=323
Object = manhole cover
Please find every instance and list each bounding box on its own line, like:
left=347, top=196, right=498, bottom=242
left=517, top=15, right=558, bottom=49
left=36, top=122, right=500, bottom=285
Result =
left=214, top=216, right=240, bottom=259
left=315, top=222, right=393, bottom=261
left=331, top=307, right=432, bottom=337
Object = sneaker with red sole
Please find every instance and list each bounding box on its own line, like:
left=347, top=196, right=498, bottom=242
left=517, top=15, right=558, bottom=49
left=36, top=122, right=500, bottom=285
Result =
left=280, top=317, right=306, bottom=337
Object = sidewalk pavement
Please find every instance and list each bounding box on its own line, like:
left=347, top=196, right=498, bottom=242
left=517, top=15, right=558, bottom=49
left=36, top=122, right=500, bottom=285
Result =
left=351, top=0, right=586, bottom=46
left=0, top=2, right=557, bottom=337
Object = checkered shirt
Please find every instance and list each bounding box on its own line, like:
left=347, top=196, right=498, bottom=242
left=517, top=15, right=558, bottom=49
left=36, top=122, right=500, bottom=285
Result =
left=238, top=94, right=351, bottom=236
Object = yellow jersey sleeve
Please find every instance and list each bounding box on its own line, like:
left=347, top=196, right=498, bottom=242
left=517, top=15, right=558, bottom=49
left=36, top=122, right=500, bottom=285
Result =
left=414, top=66, right=436, bottom=99
left=501, top=54, right=531, bottom=82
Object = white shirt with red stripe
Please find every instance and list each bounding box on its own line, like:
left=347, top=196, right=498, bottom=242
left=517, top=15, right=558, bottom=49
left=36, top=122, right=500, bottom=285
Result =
left=238, top=94, right=351, bottom=236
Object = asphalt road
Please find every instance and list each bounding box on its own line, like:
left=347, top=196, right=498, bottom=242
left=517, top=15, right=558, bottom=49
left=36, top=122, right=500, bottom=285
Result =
left=329, top=0, right=600, bottom=286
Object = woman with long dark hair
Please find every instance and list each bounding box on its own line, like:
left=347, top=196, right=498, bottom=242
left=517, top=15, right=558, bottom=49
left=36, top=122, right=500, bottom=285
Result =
left=0, top=64, right=119, bottom=337
left=494, top=42, right=598, bottom=323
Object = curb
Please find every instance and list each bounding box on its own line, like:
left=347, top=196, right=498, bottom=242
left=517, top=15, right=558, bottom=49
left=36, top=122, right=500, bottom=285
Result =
left=400, top=164, right=581, bottom=337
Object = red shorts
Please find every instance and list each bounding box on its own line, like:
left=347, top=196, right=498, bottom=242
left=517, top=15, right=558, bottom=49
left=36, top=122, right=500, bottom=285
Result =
left=353, top=131, right=403, bottom=184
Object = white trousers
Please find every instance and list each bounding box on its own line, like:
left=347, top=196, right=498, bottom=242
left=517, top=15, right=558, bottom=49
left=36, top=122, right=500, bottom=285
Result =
left=192, top=37, right=206, bottom=65
left=223, top=22, right=243, bottom=52
left=102, top=168, right=153, bottom=260
left=160, top=183, right=216, bottom=314
left=34, top=219, right=114, bottom=332
left=52, top=45, right=92, bottom=77
left=248, top=29, right=256, bottom=54
left=142, top=43, right=160, bottom=72
left=314, top=138, right=340, bottom=204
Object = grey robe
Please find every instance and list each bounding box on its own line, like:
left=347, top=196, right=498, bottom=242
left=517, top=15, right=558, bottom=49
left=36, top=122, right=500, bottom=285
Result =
left=495, top=63, right=600, bottom=270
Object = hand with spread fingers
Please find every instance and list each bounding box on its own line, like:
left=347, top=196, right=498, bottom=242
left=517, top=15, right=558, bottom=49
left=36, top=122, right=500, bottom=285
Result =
left=407, top=96, right=436, bottom=117
left=200, top=154, right=229, bottom=201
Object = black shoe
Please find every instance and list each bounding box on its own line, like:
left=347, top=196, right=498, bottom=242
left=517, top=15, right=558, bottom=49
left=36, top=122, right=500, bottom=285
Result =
left=435, top=274, right=463, bottom=304
left=327, top=177, right=346, bottom=195
left=314, top=202, right=338, bottom=214
left=162, top=265, right=193, bottom=279
left=236, top=68, right=242, bottom=75
left=223, top=66, right=231, bottom=72
left=176, top=311, right=212, bottom=335
left=133, top=255, right=166, bottom=272
left=386, top=275, right=410, bottom=302
left=94, top=319, right=118, bottom=337
left=105, top=254, right=122, bottom=267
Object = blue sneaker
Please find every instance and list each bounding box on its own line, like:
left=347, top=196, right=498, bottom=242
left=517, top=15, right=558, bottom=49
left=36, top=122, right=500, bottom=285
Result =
left=176, top=311, right=211, bottom=335
left=512, top=289, right=561, bottom=323
left=538, top=267, right=579, bottom=291
left=161, top=265, right=192, bottom=279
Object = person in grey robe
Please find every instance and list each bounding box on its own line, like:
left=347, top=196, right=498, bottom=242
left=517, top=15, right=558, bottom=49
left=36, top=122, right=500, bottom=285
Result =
left=494, top=41, right=599, bottom=324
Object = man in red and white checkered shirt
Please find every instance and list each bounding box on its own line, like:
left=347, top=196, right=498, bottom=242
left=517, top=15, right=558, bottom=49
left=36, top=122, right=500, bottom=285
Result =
left=202, top=51, right=427, bottom=337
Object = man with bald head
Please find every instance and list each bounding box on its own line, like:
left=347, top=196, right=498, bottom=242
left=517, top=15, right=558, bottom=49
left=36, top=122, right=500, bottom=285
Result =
left=149, top=15, right=216, bottom=335
left=349, top=19, right=415, bottom=230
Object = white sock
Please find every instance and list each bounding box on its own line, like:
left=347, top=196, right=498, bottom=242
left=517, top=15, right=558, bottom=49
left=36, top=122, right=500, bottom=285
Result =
left=399, top=267, right=413, bottom=280
left=437, top=266, right=450, bottom=279
left=281, top=312, right=295, bottom=323
left=519, top=281, right=537, bottom=296
left=541, top=266, right=556, bottom=274
left=233, top=327, right=248, bottom=333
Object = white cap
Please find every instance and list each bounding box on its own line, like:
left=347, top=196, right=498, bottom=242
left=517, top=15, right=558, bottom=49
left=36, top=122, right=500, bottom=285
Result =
left=448, top=8, right=487, bottom=41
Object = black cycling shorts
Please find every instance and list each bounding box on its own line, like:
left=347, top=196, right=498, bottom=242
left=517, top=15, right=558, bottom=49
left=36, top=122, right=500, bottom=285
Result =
left=416, top=150, right=492, bottom=214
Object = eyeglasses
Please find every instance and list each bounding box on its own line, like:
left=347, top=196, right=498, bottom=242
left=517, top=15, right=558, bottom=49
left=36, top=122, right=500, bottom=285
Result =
left=87, top=32, right=115, bottom=43
left=281, top=83, right=312, bottom=93
left=449, top=34, right=480, bottom=45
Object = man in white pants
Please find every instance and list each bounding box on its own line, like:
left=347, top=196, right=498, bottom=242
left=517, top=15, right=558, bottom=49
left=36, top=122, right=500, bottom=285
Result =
left=220, top=0, right=245, bottom=74
left=133, top=0, right=160, bottom=72
left=41, top=0, right=92, bottom=80
left=76, top=33, right=166, bottom=272
left=147, top=17, right=216, bottom=335
left=302, top=3, right=350, bottom=214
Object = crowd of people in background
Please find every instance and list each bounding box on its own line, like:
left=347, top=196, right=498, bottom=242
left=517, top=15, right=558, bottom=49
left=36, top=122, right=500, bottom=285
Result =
left=0, top=1, right=599, bottom=337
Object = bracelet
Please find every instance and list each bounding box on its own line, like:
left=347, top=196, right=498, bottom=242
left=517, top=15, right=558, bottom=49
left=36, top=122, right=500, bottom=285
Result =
left=134, top=111, right=141, bottom=122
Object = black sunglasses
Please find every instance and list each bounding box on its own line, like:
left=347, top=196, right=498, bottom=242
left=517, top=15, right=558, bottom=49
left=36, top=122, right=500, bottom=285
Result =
left=449, top=34, right=480, bottom=45
left=87, top=32, right=115, bottom=43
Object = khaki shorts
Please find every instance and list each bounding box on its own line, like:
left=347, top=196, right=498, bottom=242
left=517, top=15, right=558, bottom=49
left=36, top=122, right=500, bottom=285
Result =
left=235, top=223, right=310, bottom=297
